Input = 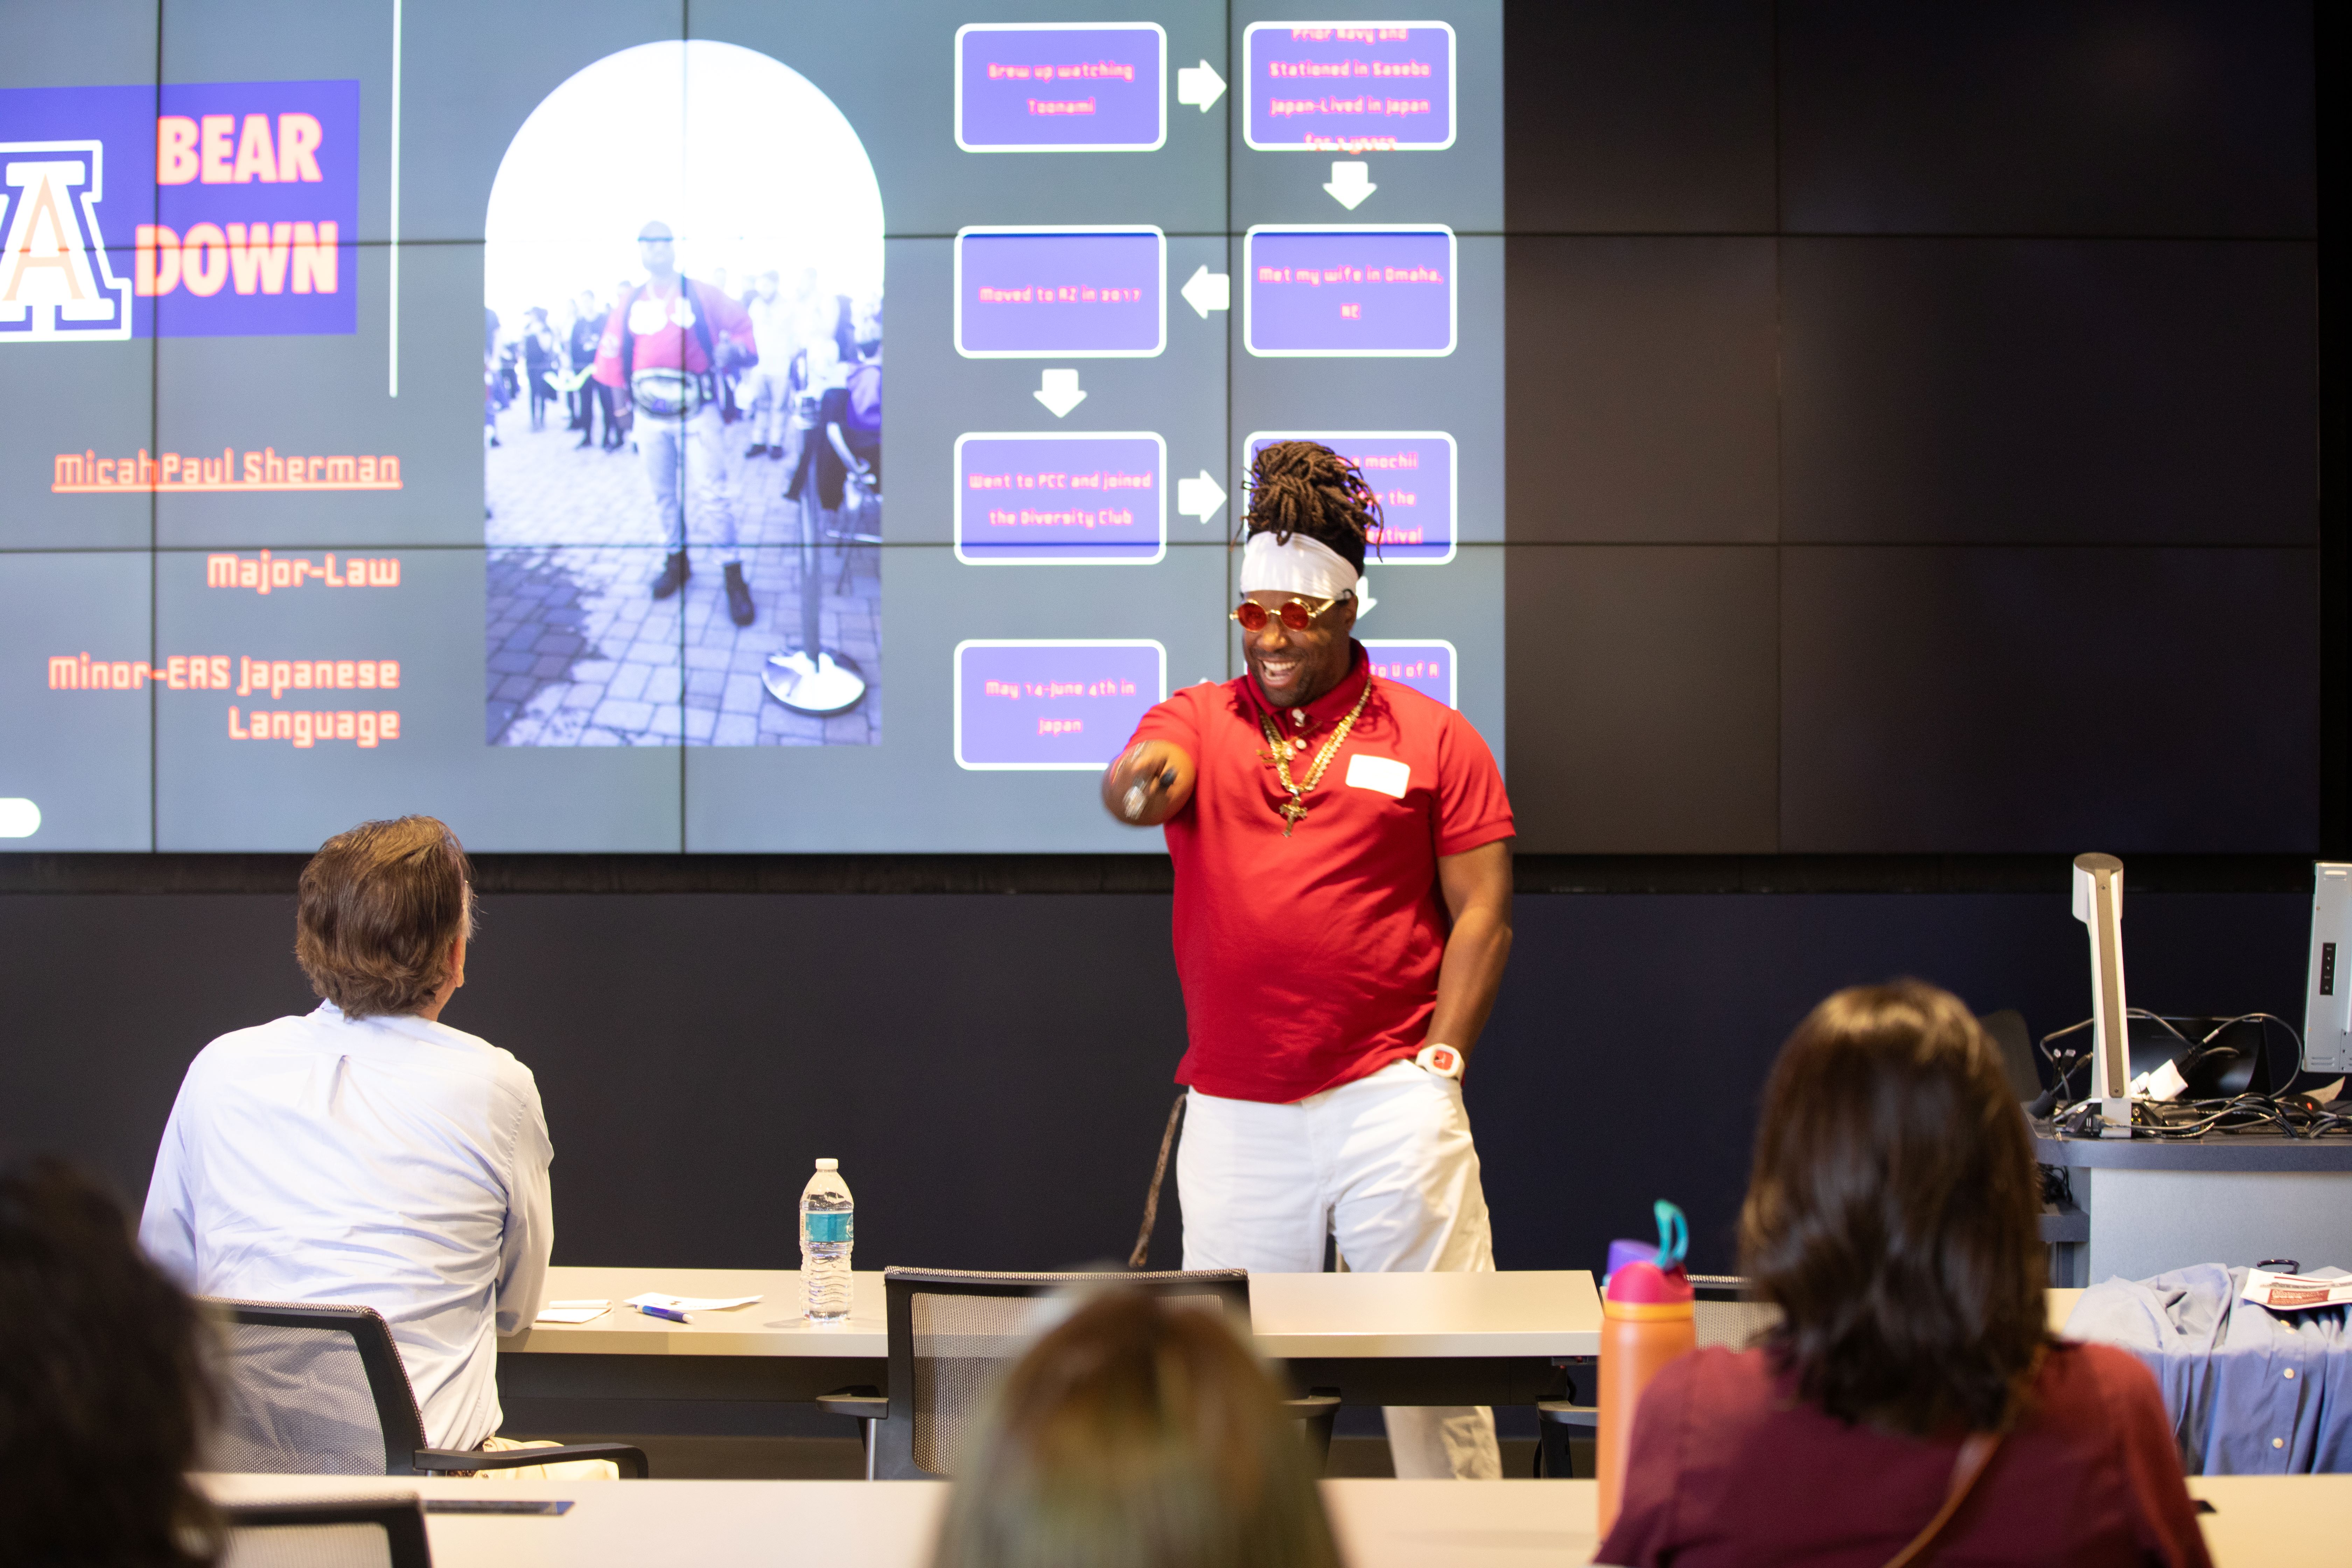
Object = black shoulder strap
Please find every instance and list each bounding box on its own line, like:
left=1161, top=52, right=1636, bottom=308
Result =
left=618, top=284, right=641, bottom=381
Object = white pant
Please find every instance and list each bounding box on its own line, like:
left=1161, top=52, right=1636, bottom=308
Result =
left=639, top=404, right=738, bottom=556
left=1178, top=1058, right=1502, bottom=1479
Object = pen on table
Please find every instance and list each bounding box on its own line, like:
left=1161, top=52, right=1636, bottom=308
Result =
left=636, top=1302, right=691, bottom=1323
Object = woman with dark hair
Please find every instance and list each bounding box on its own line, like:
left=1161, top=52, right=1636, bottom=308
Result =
left=930, top=1289, right=1342, bottom=1568
left=1599, top=980, right=2211, bottom=1567
left=0, top=1157, right=221, bottom=1566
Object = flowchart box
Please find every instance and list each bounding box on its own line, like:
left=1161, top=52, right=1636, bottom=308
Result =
left=955, top=227, right=1166, bottom=357
left=1244, top=226, right=1454, bottom=357
left=956, top=22, right=1167, bottom=152
left=1245, top=431, right=1455, bottom=562
left=1364, top=639, right=1457, bottom=708
left=956, top=433, right=1166, bottom=564
left=954, top=640, right=1166, bottom=769
left=1244, top=21, right=1456, bottom=152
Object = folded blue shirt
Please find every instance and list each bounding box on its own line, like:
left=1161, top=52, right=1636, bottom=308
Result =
left=2065, top=1263, right=2351, bottom=1475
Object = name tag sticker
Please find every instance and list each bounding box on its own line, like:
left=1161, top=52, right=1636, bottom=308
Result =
left=1346, top=753, right=1410, bottom=799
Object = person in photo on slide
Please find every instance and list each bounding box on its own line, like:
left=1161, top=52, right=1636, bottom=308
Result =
left=1099, top=440, right=1516, bottom=1479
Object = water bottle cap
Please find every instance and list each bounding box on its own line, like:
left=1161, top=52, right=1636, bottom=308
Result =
left=814, top=1158, right=838, bottom=1171
left=1605, top=1259, right=1694, bottom=1306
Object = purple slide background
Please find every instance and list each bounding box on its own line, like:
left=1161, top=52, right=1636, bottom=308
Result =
left=1247, top=230, right=1450, bottom=355
left=1246, top=24, right=1452, bottom=149
left=1365, top=643, right=1454, bottom=708
left=0, top=81, right=359, bottom=338
left=959, top=643, right=1162, bottom=767
left=1250, top=435, right=1452, bottom=560
left=959, top=436, right=1161, bottom=561
left=959, top=231, right=1160, bottom=355
left=959, top=26, right=1161, bottom=148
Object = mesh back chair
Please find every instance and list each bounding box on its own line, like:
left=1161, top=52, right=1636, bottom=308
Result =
left=218, top=1497, right=431, bottom=1568
left=1534, top=1274, right=1779, bottom=1477
left=205, top=1299, right=647, bottom=1478
left=817, top=1267, right=1338, bottom=1480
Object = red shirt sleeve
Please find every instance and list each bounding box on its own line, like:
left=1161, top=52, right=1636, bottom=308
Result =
left=1433, top=707, right=1513, bottom=857
left=2089, top=1346, right=2214, bottom=1568
left=1595, top=1353, right=1696, bottom=1567
left=1127, top=688, right=1203, bottom=756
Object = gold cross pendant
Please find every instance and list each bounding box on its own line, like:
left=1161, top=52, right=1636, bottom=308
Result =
left=1279, top=798, right=1309, bottom=837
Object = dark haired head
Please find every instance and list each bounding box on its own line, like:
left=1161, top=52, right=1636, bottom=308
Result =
left=931, top=1289, right=1340, bottom=1568
left=295, top=816, right=476, bottom=1021
left=1241, top=441, right=1382, bottom=577
left=0, top=1158, right=220, bottom=1564
left=1740, top=980, right=2047, bottom=1436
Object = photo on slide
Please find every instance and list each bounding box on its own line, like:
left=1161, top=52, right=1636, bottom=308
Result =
left=483, top=40, right=883, bottom=747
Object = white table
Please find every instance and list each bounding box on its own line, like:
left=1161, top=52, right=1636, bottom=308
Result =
left=496, top=1267, right=1601, bottom=1422
left=198, top=1471, right=2352, bottom=1567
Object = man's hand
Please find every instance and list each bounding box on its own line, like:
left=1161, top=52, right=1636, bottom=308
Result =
left=1425, top=839, right=1513, bottom=1075
left=1101, top=741, right=1196, bottom=827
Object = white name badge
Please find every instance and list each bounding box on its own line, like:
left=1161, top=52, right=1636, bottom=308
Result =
left=1346, top=753, right=1410, bottom=799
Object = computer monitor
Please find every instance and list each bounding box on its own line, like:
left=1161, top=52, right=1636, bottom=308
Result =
left=2301, top=863, right=2352, bottom=1076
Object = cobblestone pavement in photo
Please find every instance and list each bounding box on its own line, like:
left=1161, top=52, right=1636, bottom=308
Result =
left=483, top=410, right=880, bottom=747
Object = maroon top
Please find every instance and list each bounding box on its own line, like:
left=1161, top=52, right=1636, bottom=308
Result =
left=1597, top=1343, right=2212, bottom=1568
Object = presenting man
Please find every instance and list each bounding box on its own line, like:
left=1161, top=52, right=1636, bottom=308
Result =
left=592, top=220, right=760, bottom=627
left=1100, top=440, right=1515, bottom=1479
left=140, top=816, right=578, bottom=1469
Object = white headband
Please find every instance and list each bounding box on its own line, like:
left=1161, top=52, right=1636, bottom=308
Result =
left=1237, top=532, right=1374, bottom=617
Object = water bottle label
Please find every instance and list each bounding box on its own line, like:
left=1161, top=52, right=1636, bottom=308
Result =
left=804, top=1211, right=853, bottom=1245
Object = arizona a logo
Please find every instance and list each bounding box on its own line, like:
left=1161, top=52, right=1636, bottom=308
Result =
left=0, top=140, right=132, bottom=342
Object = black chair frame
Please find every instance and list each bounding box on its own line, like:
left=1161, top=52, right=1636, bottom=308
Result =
left=222, top=1498, right=432, bottom=1568
left=817, top=1267, right=1337, bottom=1480
left=212, top=1300, right=648, bottom=1478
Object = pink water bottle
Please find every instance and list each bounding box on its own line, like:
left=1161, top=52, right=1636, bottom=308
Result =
left=1596, top=1201, right=1694, bottom=1536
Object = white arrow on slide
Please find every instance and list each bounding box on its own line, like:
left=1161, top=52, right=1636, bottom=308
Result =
left=1180, top=265, right=1230, bottom=319
left=1034, top=368, right=1087, bottom=418
left=1324, top=160, right=1377, bottom=210
left=1176, top=470, right=1227, bottom=524
left=1176, top=60, right=1226, bottom=112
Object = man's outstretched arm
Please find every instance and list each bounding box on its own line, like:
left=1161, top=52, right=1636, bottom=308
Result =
left=1427, top=838, right=1514, bottom=1070
left=1101, top=740, right=1196, bottom=827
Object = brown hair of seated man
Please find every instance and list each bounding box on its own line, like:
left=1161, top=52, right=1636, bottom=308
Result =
left=295, top=814, right=476, bottom=1021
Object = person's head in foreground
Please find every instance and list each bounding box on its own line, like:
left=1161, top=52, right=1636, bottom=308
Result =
left=0, top=1157, right=219, bottom=1565
left=1235, top=440, right=1382, bottom=709
left=1743, top=978, right=2045, bottom=1435
left=296, top=814, right=476, bottom=1021
left=1598, top=979, right=2213, bottom=1568
left=931, top=1289, right=1341, bottom=1568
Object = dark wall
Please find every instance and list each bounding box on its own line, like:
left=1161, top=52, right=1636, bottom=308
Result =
left=1, top=885, right=2309, bottom=1277
left=1501, top=0, right=2325, bottom=855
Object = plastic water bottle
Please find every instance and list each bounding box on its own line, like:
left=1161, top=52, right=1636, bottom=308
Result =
left=799, top=1158, right=854, bottom=1323
left=1596, top=1201, right=1695, bottom=1536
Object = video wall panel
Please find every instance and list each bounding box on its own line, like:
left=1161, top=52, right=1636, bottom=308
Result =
left=0, top=1, right=1505, bottom=850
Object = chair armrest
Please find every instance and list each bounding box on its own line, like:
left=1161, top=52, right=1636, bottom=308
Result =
left=815, top=1386, right=887, bottom=1421
left=1280, top=1392, right=1341, bottom=1417
left=1535, top=1401, right=1596, bottom=1428
left=414, top=1443, right=651, bottom=1478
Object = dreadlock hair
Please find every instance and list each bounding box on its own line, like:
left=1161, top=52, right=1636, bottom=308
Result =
left=1241, top=441, right=1383, bottom=577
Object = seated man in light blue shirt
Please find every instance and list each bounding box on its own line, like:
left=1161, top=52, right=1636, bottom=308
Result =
left=140, top=815, right=552, bottom=1455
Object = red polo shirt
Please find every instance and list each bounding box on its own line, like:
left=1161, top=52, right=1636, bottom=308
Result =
left=1126, top=644, right=1513, bottom=1104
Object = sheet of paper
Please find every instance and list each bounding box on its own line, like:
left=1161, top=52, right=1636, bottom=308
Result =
left=2240, top=1268, right=2352, bottom=1311
left=534, top=1301, right=609, bottom=1324
left=623, top=1291, right=762, bottom=1312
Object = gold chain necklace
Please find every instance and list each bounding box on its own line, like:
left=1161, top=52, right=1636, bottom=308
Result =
left=1258, top=678, right=1374, bottom=836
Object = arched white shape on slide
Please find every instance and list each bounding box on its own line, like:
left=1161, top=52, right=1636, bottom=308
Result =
left=0, top=798, right=41, bottom=838
left=484, top=40, right=884, bottom=328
